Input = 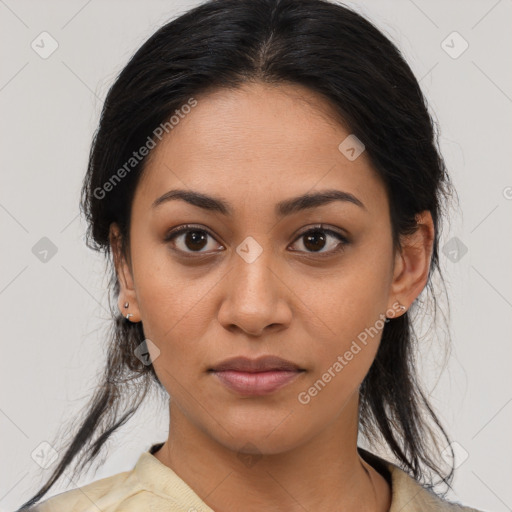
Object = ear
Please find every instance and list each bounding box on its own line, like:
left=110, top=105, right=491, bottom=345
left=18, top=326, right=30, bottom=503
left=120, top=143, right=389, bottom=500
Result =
left=387, top=210, right=435, bottom=315
left=109, top=222, right=140, bottom=322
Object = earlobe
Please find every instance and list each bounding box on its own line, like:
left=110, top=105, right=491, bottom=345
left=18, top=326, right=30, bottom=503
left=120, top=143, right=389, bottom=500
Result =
left=387, top=210, right=435, bottom=313
left=109, top=223, right=141, bottom=322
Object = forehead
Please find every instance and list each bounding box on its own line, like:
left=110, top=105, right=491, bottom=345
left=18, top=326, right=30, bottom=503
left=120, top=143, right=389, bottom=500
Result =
left=134, top=82, right=387, bottom=217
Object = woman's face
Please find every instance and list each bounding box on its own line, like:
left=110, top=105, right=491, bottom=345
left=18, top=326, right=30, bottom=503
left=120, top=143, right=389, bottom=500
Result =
left=111, top=82, right=423, bottom=454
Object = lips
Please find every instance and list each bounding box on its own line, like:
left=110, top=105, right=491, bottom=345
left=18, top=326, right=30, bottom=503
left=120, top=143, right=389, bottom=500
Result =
left=208, top=355, right=305, bottom=396
left=209, top=355, right=303, bottom=373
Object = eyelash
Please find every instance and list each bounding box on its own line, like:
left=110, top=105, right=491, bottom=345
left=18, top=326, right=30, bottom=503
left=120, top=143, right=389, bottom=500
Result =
left=164, top=223, right=349, bottom=257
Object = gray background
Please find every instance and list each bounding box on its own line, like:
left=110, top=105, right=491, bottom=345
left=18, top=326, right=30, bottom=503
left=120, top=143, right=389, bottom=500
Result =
left=1, top=0, right=511, bottom=510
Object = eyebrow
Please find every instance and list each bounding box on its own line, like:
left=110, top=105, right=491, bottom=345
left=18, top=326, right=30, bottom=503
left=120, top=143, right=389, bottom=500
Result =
left=152, top=188, right=366, bottom=216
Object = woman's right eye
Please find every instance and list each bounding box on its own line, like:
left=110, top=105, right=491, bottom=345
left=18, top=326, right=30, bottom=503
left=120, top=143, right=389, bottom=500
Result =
left=165, top=225, right=224, bottom=254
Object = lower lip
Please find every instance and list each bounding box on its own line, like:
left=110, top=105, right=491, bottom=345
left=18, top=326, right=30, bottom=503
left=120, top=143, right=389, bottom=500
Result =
left=211, top=370, right=304, bottom=396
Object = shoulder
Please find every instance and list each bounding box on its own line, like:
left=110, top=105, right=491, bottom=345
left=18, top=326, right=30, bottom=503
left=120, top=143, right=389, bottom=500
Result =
left=27, top=469, right=141, bottom=512
left=358, top=447, right=484, bottom=512
left=387, top=462, right=484, bottom=512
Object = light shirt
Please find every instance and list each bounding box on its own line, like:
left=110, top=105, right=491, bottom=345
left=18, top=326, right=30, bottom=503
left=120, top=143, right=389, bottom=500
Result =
left=27, top=443, right=483, bottom=511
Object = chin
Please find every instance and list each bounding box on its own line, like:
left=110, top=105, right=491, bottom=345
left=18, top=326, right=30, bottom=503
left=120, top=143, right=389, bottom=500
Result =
left=207, top=420, right=310, bottom=457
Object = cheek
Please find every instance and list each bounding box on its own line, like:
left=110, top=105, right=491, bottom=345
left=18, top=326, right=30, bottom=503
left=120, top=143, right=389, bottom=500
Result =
left=297, top=295, right=384, bottom=414
left=304, top=309, right=383, bottom=394
left=132, top=237, right=210, bottom=326
left=130, top=246, right=216, bottom=379
left=301, top=242, right=391, bottom=383
left=310, top=254, right=392, bottom=338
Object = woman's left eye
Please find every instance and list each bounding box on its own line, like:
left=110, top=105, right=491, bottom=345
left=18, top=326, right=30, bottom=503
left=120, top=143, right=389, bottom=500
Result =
left=164, top=224, right=348, bottom=256
left=290, top=226, right=348, bottom=255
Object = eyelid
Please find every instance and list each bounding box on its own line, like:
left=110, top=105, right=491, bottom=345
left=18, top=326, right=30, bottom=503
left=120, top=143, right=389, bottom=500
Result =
left=293, top=224, right=348, bottom=242
left=164, top=224, right=218, bottom=242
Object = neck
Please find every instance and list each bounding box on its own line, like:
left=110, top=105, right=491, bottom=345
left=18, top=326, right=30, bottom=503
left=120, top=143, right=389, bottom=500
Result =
left=153, top=396, right=391, bottom=512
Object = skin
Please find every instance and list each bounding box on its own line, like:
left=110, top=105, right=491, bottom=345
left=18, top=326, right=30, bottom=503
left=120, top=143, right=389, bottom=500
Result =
left=109, top=81, right=434, bottom=511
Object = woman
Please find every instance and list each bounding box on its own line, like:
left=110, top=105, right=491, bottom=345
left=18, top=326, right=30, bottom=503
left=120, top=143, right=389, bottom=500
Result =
left=17, top=0, right=483, bottom=510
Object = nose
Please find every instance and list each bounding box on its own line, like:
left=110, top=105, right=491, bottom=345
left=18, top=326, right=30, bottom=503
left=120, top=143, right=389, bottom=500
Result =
left=217, top=247, right=292, bottom=337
